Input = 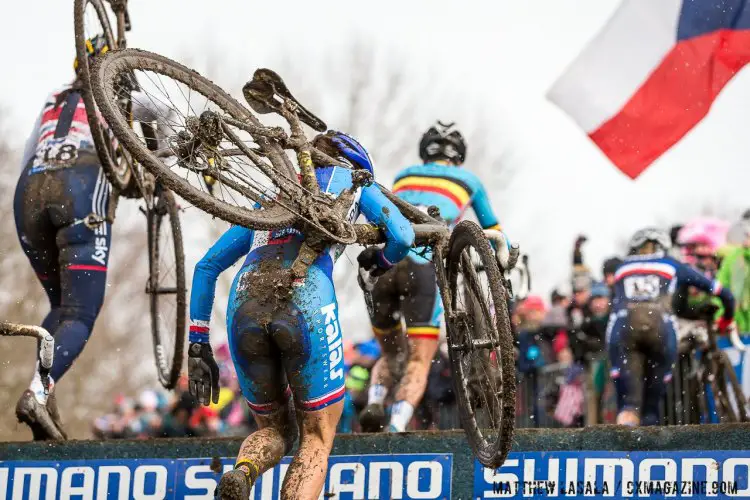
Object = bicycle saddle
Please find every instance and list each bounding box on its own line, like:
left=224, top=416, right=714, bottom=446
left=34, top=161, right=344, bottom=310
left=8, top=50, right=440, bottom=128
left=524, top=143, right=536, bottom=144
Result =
left=243, top=69, right=327, bottom=132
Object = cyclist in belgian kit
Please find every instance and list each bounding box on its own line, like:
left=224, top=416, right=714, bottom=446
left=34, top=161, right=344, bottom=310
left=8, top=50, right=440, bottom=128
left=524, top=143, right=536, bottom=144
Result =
left=359, top=121, right=510, bottom=432
left=607, top=228, right=736, bottom=426
left=188, top=132, right=414, bottom=500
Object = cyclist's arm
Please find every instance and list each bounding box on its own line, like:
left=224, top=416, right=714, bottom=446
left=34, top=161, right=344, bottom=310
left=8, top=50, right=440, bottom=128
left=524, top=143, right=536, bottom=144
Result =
left=359, top=184, right=415, bottom=264
left=189, top=226, right=254, bottom=341
left=469, top=180, right=501, bottom=231
left=20, top=108, right=43, bottom=168
left=677, top=263, right=735, bottom=320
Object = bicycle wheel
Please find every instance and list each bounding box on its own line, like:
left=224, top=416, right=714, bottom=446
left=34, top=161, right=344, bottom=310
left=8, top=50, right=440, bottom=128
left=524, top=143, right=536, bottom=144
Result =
left=445, top=220, right=515, bottom=469
left=147, top=190, right=186, bottom=389
left=74, top=0, right=133, bottom=192
left=714, top=352, right=748, bottom=422
left=92, top=49, right=297, bottom=230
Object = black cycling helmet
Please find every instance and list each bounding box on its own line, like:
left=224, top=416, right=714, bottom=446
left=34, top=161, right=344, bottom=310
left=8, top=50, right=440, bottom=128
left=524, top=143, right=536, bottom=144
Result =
left=419, top=121, right=466, bottom=165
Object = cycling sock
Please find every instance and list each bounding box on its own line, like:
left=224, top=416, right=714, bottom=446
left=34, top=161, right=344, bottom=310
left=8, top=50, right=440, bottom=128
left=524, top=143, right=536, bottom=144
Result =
left=28, top=365, right=54, bottom=406
left=235, top=459, right=259, bottom=485
left=368, top=384, right=387, bottom=405
left=388, top=401, right=414, bottom=432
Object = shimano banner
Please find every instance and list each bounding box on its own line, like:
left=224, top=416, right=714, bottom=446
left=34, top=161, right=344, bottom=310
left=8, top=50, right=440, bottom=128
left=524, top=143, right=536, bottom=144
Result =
left=475, top=451, right=750, bottom=499
left=0, top=453, right=452, bottom=499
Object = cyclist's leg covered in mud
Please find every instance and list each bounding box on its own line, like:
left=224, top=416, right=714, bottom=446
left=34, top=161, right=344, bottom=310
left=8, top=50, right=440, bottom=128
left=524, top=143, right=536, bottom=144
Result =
left=640, top=314, right=678, bottom=426
left=390, top=259, right=442, bottom=432
left=14, top=167, right=63, bottom=335
left=361, top=261, right=408, bottom=431
left=13, top=161, right=111, bottom=437
left=368, top=260, right=409, bottom=398
left=607, top=309, right=644, bottom=426
left=221, top=264, right=345, bottom=499
left=219, top=295, right=296, bottom=495
left=277, top=265, right=346, bottom=500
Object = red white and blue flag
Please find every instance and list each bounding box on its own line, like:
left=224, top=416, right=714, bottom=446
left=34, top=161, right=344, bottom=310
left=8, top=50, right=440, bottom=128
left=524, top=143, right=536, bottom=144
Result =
left=548, top=0, right=750, bottom=179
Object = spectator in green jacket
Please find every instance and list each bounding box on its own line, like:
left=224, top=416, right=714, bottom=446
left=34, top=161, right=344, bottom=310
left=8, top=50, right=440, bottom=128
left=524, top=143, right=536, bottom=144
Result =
left=718, top=220, right=750, bottom=333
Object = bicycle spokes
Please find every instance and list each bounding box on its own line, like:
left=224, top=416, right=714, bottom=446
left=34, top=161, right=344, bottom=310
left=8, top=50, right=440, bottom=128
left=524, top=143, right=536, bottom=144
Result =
left=454, top=247, right=504, bottom=435
left=119, top=70, right=287, bottom=210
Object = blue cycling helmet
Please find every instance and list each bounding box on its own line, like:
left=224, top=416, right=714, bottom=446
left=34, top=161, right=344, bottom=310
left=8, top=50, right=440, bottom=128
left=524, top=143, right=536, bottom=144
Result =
left=329, top=131, right=374, bottom=175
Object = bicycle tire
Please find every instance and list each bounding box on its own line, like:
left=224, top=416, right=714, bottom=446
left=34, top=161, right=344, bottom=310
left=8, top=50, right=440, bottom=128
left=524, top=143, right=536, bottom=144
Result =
left=445, top=220, right=515, bottom=469
left=718, top=351, right=748, bottom=422
left=147, top=190, right=186, bottom=389
left=74, top=0, right=133, bottom=192
left=711, top=375, right=736, bottom=423
left=92, top=49, right=297, bottom=230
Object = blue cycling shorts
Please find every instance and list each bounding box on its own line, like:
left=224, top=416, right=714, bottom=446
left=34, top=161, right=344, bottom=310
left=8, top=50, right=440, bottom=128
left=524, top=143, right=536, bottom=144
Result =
left=226, top=258, right=346, bottom=415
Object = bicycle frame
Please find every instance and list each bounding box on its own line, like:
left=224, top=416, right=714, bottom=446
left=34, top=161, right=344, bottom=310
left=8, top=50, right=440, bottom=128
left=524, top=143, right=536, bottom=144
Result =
left=0, top=322, right=54, bottom=393
left=683, top=308, right=749, bottom=423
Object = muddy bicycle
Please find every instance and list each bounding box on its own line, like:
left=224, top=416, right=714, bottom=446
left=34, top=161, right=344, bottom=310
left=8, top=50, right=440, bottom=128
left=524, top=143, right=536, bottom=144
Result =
left=679, top=304, right=749, bottom=423
left=74, top=0, right=185, bottom=389
left=90, top=49, right=517, bottom=468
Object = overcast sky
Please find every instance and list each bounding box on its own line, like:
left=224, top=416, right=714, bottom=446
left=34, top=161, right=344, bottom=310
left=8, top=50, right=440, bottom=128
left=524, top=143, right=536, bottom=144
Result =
left=2, top=0, right=750, bottom=298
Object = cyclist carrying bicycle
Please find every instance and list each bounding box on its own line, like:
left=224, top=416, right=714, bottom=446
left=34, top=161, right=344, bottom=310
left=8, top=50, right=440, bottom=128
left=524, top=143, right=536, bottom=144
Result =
left=607, top=228, right=737, bottom=427
left=358, top=121, right=510, bottom=433
left=13, top=35, right=171, bottom=440
left=188, top=132, right=414, bottom=500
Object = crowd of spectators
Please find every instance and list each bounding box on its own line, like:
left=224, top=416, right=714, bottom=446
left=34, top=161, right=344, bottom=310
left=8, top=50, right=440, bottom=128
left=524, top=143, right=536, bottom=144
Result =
left=92, top=344, right=255, bottom=439
left=512, top=212, right=750, bottom=428
left=93, top=212, right=750, bottom=437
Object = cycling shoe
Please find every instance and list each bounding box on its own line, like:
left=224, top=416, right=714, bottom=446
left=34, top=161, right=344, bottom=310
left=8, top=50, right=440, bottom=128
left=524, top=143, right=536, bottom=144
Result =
left=15, top=390, right=65, bottom=441
left=359, top=403, right=387, bottom=433
left=215, top=469, right=251, bottom=500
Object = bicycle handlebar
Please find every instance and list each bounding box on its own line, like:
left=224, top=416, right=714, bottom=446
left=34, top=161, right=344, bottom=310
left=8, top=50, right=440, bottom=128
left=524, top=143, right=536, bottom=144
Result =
left=729, top=326, right=747, bottom=352
left=354, top=222, right=449, bottom=247
left=692, top=303, right=748, bottom=353
left=0, top=322, right=54, bottom=370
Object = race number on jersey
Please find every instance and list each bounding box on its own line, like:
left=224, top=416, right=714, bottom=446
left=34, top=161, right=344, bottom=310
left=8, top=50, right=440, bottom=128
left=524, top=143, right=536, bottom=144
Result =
left=623, top=275, right=661, bottom=300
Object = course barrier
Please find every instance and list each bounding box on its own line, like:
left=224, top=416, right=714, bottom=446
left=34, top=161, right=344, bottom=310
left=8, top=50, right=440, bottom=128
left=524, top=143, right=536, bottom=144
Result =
left=2, top=424, right=750, bottom=499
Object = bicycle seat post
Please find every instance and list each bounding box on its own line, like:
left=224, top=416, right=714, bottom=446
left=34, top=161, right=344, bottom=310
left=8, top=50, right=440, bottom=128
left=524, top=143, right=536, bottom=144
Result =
left=280, top=101, right=320, bottom=196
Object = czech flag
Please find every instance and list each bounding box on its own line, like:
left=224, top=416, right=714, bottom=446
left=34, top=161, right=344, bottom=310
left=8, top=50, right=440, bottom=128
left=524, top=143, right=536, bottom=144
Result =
left=548, top=0, right=750, bottom=179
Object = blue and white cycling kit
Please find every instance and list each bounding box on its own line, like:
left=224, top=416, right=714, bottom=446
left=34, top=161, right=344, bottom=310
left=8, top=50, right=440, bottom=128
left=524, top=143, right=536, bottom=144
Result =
left=606, top=252, right=734, bottom=424
left=14, top=86, right=112, bottom=383
left=14, top=86, right=172, bottom=384
left=367, top=162, right=503, bottom=339
left=190, top=165, right=414, bottom=414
